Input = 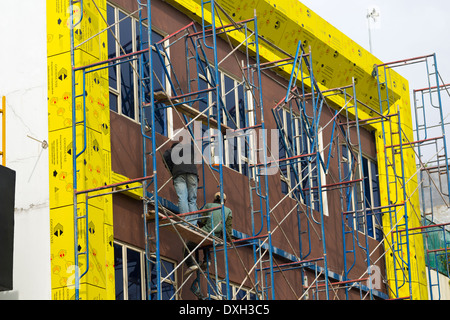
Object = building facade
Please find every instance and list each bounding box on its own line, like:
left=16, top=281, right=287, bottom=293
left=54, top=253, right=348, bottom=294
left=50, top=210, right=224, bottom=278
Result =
left=1, top=0, right=449, bottom=300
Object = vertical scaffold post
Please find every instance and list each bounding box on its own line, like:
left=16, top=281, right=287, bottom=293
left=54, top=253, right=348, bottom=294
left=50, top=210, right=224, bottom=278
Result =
left=271, top=40, right=331, bottom=299
left=140, top=0, right=163, bottom=300
left=304, top=43, right=330, bottom=300
left=375, top=61, right=413, bottom=299
left=431, top=54, right=450, bottom=203
left=1, top=96, right=5, bottom=166
left=199, top=0, right=231, bottom=299
left=350, top=78, right=373, bottom=299
left=252, top=12, right=275, bottom=300
left=70, top=0, right=89, bottom=301
left=396, top=108, right=413, bottom=297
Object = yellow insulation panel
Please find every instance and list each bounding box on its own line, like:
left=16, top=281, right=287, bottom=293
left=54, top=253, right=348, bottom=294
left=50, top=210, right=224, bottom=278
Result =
left=47, top=0, right=114, bottom=300
left=48, top=51, right=109, bottom=137
left=52, top=283, right=108, bottom=300
left=166, top=0, right=427, bottom=299
left=49, top=126, right=109, bottom=209
left=111, top=171, right=144, bottom=200
left=47, top=0, right=107, bottom=58
left=50, top=204, right=110, bottom=290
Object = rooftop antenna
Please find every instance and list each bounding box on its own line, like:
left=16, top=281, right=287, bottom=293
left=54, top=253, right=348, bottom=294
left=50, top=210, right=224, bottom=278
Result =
left=367, top=6, right=380, bottom=54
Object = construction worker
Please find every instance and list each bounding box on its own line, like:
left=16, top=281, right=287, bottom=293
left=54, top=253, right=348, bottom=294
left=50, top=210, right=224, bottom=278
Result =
left=199, top=192, right=232, bottom=237
left=184, top=192, right=232, bottom=276
left=163, top=135, right=199, bottom=226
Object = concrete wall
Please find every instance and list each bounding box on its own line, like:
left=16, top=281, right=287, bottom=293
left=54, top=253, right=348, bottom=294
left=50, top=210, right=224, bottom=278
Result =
left=0, top=0, right=50, bottom=300
left=427, top=269, right=450, bottom=300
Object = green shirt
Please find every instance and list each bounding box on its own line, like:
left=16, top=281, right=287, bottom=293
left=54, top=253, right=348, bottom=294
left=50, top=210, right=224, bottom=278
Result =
left=201, top=203, right=232, bottom=237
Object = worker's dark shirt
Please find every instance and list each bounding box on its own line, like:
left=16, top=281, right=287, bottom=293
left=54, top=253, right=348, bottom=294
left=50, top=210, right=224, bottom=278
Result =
left=163, top=142, right=198, bottom=179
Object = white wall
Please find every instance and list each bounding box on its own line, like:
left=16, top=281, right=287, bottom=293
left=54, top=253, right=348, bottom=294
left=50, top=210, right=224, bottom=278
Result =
left=0, top=0, right=50, bottom=299
left=427, top=268, right=450, bottom=300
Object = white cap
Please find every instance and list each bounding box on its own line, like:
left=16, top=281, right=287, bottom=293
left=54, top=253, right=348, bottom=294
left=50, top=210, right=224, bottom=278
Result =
left=214, top=192, right=226, bottom=201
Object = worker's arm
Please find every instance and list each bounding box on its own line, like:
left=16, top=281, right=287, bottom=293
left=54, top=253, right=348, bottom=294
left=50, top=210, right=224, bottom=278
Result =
left=197, top=213, right=207, bottom=228
left=162, top=149, right=174, bottom=173
left=198, top=203, right=212, bottom=228
left=225, top=210, right=232, bottom=238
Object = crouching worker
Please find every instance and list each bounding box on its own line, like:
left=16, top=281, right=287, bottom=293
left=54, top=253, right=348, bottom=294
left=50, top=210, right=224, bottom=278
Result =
left=184, top=192, right=232, bottom=276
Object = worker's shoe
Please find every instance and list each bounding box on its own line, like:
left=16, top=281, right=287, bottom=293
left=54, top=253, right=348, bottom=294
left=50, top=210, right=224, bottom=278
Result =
left=184, top=265, right=199, bottom=277
left=144, top=210, right=156, bottom=221
left=200, top=260, right=210, bottom=271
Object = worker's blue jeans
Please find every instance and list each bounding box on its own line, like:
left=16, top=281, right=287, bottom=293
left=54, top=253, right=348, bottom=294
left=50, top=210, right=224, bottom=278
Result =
left=173, top=173, right=199, bottom=226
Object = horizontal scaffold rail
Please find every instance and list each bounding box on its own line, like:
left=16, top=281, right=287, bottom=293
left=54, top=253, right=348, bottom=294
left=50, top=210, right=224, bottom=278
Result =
left=73, top=47, right=149, bottom=72
left=340, top=115, right=391, bottom=127
left=249, top=152, right=317, bottom=168
left=186, top=18, right=256, bottom=38
left=342, top=202, right=405, bottom=216
left=421, top=163, right=450, bottom=174
left=154, top=21, right=195, bottom=45
left=74, top=175, right=154, bottom=196
left=153, top=90, right=232, bottom=134
left=272, top=257, right=324, bottom=271
left=147, top=205, right=221, bottom=222
left=375, top=54, right=435, bottom=69
left=257, top=57, right=295, bottom=70
left=427, top=247, right=450, bottom=254
left=314, top=277, right=370, bottom=289
left=145, top=204, right=225, bottom=247
left=413, top=83, right=450, bottom=93
left=302, top=178, right=364, bottom=193
left=392, top=221, right=450, bottom=234
left=385, top=136, right=444, bottom=149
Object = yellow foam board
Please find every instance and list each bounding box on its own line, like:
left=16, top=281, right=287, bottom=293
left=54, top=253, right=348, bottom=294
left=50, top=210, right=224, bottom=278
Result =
left=104, top=223, right=115, bottom=299
left=50, top=204, right=108, bottom=290
left=111, top=171, right=144, bottom=200
left=77, top=204, right=107, bottom=289
left=48, top=51, right=109, bottom=135
left=47, top=0, right=108, bottom=58
left=52, top=283, right=107, bottom=300
left=49, top=126, right=108, bottom=209
left=48, top=0, right=113, bottom=300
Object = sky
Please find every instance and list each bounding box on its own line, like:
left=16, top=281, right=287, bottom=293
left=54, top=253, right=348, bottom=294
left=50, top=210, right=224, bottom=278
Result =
left=300, top=0, right=450, bottom=93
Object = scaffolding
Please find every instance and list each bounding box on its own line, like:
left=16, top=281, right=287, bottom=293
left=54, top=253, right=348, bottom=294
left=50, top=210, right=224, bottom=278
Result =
left=374, top=53, right=450, bottom=299
left=68, top=0, right=450, bottom=300
left=0, top=96, right=5, bottom=166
